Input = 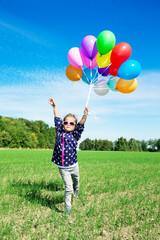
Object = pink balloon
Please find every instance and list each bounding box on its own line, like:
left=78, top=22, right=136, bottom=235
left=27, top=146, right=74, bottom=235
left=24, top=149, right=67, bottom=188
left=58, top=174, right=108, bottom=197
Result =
left=68, top=47, right=85, bottom=68
left=83, top=55, right=97, bottom=69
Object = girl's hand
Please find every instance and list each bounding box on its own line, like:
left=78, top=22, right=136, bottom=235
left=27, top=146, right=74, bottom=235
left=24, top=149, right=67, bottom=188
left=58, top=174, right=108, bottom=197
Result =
left=84, top=107, right=89, bottom=115
left=48, top=98, right=56, bottom=107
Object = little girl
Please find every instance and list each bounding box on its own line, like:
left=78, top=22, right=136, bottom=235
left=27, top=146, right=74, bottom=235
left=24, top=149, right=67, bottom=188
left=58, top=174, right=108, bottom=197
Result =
left=48, top=98, right=89, bottom=216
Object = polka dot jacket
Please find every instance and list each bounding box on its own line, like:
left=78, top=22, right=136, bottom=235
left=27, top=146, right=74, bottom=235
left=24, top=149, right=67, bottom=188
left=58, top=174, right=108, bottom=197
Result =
left=52, top=117, right=84, bottom=167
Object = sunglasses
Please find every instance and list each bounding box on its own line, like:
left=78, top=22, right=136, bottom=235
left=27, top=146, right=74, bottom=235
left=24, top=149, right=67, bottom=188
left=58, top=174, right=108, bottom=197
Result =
left=63, top=121, right=75, bottom=126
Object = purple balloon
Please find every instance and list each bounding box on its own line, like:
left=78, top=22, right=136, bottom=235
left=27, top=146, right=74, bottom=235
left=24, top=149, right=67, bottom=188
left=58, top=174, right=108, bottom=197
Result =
left=98, top=67, right=110, bottom=76
left=81, top=35, right=98, bottom=60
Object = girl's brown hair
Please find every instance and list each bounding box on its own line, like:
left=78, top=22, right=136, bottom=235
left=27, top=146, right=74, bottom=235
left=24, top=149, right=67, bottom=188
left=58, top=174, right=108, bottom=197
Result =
left=63, top=114, right=77, bottom=125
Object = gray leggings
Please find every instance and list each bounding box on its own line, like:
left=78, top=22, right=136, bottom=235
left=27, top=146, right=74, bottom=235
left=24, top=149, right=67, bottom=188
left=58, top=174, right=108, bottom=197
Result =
left=59, top=164, right=79, bottom=213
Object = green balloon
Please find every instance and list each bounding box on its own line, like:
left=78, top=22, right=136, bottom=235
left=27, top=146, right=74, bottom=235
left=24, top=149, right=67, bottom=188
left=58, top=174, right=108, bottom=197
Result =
left=97, top=30, right=116, bottom=55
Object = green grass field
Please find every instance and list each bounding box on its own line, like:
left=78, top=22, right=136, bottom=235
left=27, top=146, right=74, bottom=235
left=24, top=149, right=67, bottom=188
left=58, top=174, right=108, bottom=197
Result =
left=0, top=150, right=160, bottom=240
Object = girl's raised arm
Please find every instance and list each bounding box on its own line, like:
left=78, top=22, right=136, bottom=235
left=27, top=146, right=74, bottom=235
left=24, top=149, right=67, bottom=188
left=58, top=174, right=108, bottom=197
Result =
left=79, top=107, right=89, bottom=125
left=48, top=98, right=60, bottom=118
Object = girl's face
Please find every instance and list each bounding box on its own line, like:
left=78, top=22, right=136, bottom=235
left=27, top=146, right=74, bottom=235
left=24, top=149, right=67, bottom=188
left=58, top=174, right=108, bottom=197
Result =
left=63, top=116, right=76, bottom=132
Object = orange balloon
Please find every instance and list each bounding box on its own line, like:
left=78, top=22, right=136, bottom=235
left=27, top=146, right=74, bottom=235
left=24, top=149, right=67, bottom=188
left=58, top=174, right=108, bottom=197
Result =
left=66, top=64, right=83, bottom=81
left=116, top=78, right=138, bottom=94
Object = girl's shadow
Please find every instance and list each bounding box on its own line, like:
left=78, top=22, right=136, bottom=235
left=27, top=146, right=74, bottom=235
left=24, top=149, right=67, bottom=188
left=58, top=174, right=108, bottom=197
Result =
left=12, top=179, right=64, bottom=212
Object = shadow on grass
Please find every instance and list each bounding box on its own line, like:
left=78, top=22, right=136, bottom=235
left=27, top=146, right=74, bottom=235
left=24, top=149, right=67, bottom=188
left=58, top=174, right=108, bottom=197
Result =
left=12, top=179, right=64, bottom=212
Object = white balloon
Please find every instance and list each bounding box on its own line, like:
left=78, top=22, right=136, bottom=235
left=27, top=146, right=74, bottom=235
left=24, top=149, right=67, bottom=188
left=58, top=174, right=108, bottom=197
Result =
left=94, top=79, right=109, bottom=96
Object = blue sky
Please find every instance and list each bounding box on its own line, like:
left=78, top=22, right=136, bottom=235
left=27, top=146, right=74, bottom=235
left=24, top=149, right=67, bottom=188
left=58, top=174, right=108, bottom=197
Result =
left=0, top=0, right=160, bottom=143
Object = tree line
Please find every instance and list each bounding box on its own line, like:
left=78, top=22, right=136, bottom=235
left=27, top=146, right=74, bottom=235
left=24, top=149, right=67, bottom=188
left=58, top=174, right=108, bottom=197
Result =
left=79, top=137, right=160, bottom=152
left=0, top=116, right=56, bottom=149
left=0, top=116, right=160, bottom=151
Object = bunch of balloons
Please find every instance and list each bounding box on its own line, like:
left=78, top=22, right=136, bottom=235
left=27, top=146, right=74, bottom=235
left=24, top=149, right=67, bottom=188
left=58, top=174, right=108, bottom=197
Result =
left=66, top=30, right=141, bottom=97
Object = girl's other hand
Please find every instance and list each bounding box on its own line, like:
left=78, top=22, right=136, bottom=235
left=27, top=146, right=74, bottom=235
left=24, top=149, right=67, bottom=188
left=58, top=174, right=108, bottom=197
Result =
left=48, top=98, right=56, bottom=107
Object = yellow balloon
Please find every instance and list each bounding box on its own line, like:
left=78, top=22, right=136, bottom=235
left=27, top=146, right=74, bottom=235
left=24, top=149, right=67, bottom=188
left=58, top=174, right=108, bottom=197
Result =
left=66, top=64, right=83, bottom=81
left=116, top=78, right=138, bottom=94
left=96, top=51, right=111, bottom=68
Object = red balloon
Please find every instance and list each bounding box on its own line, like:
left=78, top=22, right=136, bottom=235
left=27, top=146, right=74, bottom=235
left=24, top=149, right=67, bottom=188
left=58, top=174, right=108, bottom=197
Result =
left=109, top=63, right=120, bottom=76
left=111, top=42, right=132, bottom=65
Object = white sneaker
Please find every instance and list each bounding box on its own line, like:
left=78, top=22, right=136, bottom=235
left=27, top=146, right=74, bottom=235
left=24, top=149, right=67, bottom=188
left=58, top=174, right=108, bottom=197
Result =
left=63, top=211, right=69, bottom=217
left=73, top=189, right=78, bottom=198
left=63, top=208, right=70, bottom=216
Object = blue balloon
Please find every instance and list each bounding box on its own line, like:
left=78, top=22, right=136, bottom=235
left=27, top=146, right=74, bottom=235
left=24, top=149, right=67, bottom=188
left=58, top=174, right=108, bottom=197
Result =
left=117, top=60, right=141, bottom=80
left=107, top=76, right=118, bottom=92
left=82, top=68, right=98, bottom=85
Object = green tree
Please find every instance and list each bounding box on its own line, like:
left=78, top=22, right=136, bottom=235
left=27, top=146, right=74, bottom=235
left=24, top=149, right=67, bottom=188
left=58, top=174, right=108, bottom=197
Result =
left=79, top=140, right=85, bottom=150
left=155, top=139, right=160, bottom=152
left=8, top=126, right=19, bottom=148
left=90, top=140, right=95, bottom=150
left=102, top=140, right=114, bottom=151
left=128, top=138, right=139, bottom=151
left=0, top=130, right=12, bottom=147
left=148, top=139, right=156, bottom=152
left=79, top=138, right=92, bottom=150
left=31, top=133, right=39, bottom=148
left=115, top=137, right=129, bottom=151
left=47, top=127, right=56, bottom=149
left=0, top=116, right=57, bottom=149
left=94, top=139, right=99, bottom=151
left=37, top=133, right=46, bottom=148
left=140, top=140, right=148, bottom=152
left=98, top=139, right=103, bottom=151
left=0, top=116, right=5, bottom=131
left=84, top=138, right=92, bottom=150
left=136, top=140, right=142, bottom=151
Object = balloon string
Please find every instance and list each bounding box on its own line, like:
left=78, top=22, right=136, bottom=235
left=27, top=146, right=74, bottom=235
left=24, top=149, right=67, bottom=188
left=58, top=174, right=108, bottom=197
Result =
left=85, top=60, right=93, bottom=108
left=90, top=60, right=93, bottom=83
left=85, top=83, right=93, bottom=107
left=92, top=65, right=110, bottom=84
left=90, top=65, right=92, bottom=78
left=82, top=68, right=90, bottom=84
left=92, top=68, right=98, bottom=83
left=84, top=63, right=118, bottom=107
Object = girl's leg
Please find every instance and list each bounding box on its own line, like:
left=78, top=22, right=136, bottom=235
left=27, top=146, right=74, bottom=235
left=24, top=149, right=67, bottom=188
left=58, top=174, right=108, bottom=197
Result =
left=59, top=168, right=73, bottom=215
left=71, top=165, right=79, bottom=198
